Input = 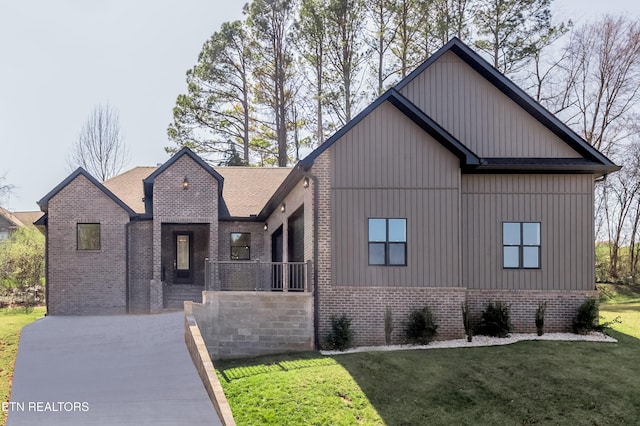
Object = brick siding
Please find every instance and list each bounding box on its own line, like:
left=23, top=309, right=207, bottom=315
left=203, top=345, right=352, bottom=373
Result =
left=47, top=174, right=129, bottom=315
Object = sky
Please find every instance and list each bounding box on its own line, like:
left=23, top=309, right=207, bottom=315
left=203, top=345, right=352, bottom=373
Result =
left=0, top=0, right=639, bottom=212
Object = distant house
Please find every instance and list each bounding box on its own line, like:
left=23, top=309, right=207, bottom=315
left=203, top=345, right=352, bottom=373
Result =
left=0, top=207, right=43, bottom=241
left=37, top=38, right=619, bottom=346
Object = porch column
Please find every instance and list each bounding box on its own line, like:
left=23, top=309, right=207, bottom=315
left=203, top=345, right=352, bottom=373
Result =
left=150, top=219, right=163, bottom=313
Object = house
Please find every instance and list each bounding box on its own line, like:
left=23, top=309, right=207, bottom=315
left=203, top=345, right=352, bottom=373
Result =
left=0, top=207, right=43, bottom=241
left=37, top=38, right=618, bottom=349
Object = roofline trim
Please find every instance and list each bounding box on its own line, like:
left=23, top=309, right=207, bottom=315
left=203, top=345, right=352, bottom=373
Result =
left=396, top=37, right=617, bottom=167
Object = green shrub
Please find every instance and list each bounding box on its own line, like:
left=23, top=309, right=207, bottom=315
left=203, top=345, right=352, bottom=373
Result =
left=327, top=314, right=353, bottom=351
left=479, top=301, right=512, bottom=337
left=535, top=302, right=547, bottom=336
left=384, top=306, right=393, bottom=345
left=572, top=298, right=621, bottom=335
left=405, top=306, right=438, bottom=345
left=461, top=301, right=472, bottom=342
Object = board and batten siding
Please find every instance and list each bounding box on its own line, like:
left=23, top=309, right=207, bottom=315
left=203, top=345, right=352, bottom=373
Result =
left=462, top=174, right=595, bottom=291
left=400, top=51, right=581, bottom=159
left=331, top=101, right=461, bottom=287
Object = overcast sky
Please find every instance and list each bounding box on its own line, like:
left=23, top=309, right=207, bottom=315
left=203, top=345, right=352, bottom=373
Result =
left=1, top=0, right=638, bottom=212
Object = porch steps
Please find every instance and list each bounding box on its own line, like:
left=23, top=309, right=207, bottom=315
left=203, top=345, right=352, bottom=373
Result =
left=164, top=284, right=204, bottom=310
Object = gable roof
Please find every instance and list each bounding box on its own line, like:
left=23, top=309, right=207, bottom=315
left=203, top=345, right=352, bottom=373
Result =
left=300, top=88, right=481, bottom=168
left=395, top=37, right=618, bottom=170
left=0, top=207, right=24, bottom=227
left=12, top=211, right=44, bottom=227
left=37, top=168, right=137, bottom=218
left=104, top=166, right=156, bottom=214
left=142, top=147, right=225, bottom=200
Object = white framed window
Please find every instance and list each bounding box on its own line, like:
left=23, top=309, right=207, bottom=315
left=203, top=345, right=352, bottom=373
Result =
left=503, top=222, right=540, bottom=269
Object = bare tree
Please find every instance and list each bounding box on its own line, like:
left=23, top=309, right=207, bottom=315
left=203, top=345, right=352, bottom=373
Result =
left=560, top=16, right=640, bottom=156
left=0, top=173, right=13, bottom=207
left=68, top=103, right=129, bottom=181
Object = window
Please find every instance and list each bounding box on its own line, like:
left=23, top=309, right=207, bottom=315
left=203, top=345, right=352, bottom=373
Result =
left=503, top=222, right=540, bottom=269
left=0, top=230, right=8, bottom=241
left=368, top=218, right=407, bottom=266
left=230, top=232, right=251, bottom=260
left=77, top=223, right=100, bottom=250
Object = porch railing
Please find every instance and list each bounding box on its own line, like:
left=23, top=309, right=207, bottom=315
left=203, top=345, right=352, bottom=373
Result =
left=205, top=260, right=312, bottom=292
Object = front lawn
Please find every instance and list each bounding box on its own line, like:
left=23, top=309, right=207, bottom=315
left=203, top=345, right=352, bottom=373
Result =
left=0, top=307, right=45, bottom=426
left=216, top=289, right=640, bottom=425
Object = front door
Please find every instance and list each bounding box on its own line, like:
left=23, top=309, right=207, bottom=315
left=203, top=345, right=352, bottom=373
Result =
left=271, top=226, right=283, bottom=290
left=174, top=232, right=193, bottom=283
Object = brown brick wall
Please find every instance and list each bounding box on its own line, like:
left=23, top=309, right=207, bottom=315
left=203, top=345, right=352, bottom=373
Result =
left=218, top=221, right=265, bottom=261
left=151, top=154, right=219, bottom=311
left=466, top=289, right=599, bottom=333
left=47, top=174, right=129, bottom=315
left=129, top=220, right=152, bottom=313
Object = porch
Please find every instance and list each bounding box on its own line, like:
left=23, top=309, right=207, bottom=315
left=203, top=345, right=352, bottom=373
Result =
left=205, top=260, right=312, bottom=292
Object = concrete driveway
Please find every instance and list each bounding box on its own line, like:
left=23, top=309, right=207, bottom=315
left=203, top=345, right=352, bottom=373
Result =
left=7, top=312, right=221, bottom=426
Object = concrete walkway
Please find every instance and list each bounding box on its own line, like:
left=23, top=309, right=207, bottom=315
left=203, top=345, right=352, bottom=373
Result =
left=7, top=312, right=221, bottom=426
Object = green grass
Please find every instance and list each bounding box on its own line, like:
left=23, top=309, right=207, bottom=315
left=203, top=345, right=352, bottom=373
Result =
left=217, top=287, right=640, bottom=425
left=0, top=307, right=45, bottom=426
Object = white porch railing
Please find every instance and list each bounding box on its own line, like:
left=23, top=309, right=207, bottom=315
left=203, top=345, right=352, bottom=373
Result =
left=205, top=260, right=311, bottom=292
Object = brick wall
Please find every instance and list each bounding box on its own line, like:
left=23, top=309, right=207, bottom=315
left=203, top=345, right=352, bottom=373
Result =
left=193, top=291, right=314, bottom=360
left=47, top=174, right=129, bottom=315
left=466, top=289, right=599, bottom=333
left=129, top=220, right=152, bottom=313
left=151, top=154, right=218, bottom=311
left=218, top=221, right=265, bottom=261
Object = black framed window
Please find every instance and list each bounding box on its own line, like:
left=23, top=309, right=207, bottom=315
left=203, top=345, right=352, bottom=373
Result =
left=368, top=218, right=407, bottom=266
left=230, top=232, right=251, bottom=260
left=503, top=222, right=540, bottom=269
left=77, top=223, right=100, bottom=250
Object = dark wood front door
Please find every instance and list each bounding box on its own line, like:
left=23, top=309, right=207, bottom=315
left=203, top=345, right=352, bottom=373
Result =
left=271, top=226, right=283, bottom=290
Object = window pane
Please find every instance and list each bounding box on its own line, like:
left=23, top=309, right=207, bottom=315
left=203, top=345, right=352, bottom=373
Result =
left=177, top=235, right=189, bottom=270
left=523, top=247, right=540, bottom=268
left=78, top=223, right=100, bottom=250
left=503, top=223, right=521, bottom=245
left=369, top=243, right=386, bottom=265
left=368, top=219, right=387, bottom=242
left=231, top=246, right=250, bottom=260
left=503, top=246, right=519, bottom=268
left=388, top=219, right=406, bottom=242
left=231, top=232, right=250, bottom=246
left=522, top=223, right=540, bottom=246
left=389, top=243, right=406, bottom=265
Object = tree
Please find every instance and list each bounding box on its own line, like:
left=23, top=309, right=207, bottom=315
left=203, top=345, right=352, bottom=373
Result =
left=247, top=0, right=297, bottom=167
left=296, top=0, right=329, bottom=145
left=432, top=0, right=474, bottom=45
left=389, top=0, right=428, bottom=79
left=473, top=0, right=561, bottom=75
left=0, top=227, right=45, bottom=305
left=0, top=173, right=13, bottom=207
left=367, top=0, right=397, bottom=95
left=324, top=0, right=367, bottom=125
left=68, top=103, right=129, bottom=181
left=560, top=16, right=640, bottom=155
left=167, top=20, right=254, bottom=164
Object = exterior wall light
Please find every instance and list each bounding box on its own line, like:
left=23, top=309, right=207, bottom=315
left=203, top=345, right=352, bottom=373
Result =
left=183, top=177, right=189, bottom=190
left=303, top=177, right=309, bottom=188
left=281, top=203, right=286, bottom=213
left=264, top=223, right=268, bottom=231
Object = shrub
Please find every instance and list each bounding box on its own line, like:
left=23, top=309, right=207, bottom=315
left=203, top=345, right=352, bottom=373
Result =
left=384, top=306, right=393, bottom=345
left=405, top=306, right=438, bottom=345
left=461, top=301, right=472, bottom=342
left=326, top=314, right=353, bottom=351
left=479, top=301, right=512, bottom=337
left=572, top=298, right=621, bottom=335
left=0, top=227, right=45, bottom=307
left=535, top=302, right=547, bottom=336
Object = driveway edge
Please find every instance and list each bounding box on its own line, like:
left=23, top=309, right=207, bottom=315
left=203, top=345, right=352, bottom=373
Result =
left=184, top=304, right=236, bottom=426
